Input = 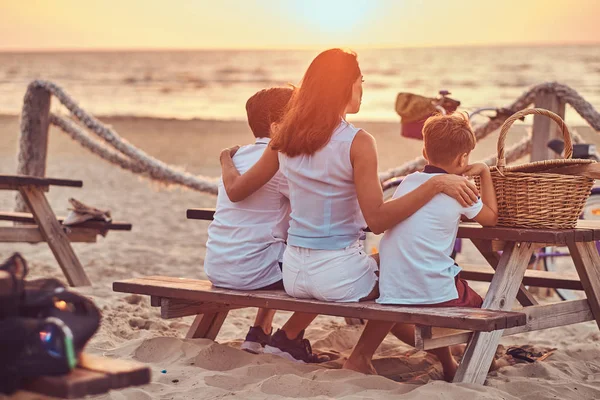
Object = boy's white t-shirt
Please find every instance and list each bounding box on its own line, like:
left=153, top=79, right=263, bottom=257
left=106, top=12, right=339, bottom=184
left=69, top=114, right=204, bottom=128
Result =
left=377, top=171, right=483, bottom=305
left=204, top=138, right=290, bottom=290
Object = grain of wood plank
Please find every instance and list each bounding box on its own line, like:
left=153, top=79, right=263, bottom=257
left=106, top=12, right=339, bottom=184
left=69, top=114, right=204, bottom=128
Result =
left=24, top=368, right=111, bottom=399
left=568, top=241, right=600, bottom=330
left=19, top=186, right=91, bottom=286
left=160, top=298, right=242, bottom=319
left=454, top=242, right=534, bottom=384
left=471, top=239, right=538, bottom=307
left=460, top=263, right=583, bottom=290
left=531, top=93, right=565, bottom=162
left=79, top=354, right=151, bottom=389
left=0, top=183, right=49, bottom=192
left=0, top=226, right=97, bottom=243
left=458, top=222, right=596, bottom=244
left=0, top=174, right=82, bottom=188
left=186, top=207, right=600, bottom=244
left=416, top=299, right=593, bottom=350
left=150, top=296, right=162, bottom=307
left=113, top=276, right=526, bottom=331
left=0, top=211, right=132, bottom=231
left=186, top=311, right=229, bottom=339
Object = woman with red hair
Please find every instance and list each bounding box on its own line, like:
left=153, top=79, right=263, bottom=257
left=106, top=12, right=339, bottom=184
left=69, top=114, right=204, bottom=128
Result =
left=220, top=48, right=478, bottom=363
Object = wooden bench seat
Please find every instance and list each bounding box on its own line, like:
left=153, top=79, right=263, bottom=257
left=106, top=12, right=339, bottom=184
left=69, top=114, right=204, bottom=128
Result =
left=18, top=353, right=150, bottom=399
left=460, top=264, right=583, bottom=291
left=0, top=211, right=132, bottom=231
left=114, top=276, right=526, bottom=337
left=0, top=212, right=132, bottom=244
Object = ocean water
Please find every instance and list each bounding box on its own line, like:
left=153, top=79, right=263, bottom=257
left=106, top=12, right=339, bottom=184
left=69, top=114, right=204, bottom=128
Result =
left=0, top=46, right=599, bottom=124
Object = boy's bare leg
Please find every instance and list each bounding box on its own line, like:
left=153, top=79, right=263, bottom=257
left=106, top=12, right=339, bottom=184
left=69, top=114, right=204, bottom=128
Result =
left=281, top=312, right=318, bottom=339
left=370, top=253, right=380, bottom=266
left=358, top=253, right=380, bottom=302
left=254, top=308, right=276, bottom=334
left=343, top=320, right=395, bottom=374
left=390, top=324, right=458, bottom=382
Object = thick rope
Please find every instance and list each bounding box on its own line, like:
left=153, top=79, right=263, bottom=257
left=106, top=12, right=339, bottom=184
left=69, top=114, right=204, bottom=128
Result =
left=22, top=80, right=600, bottom=190
left=50, top=114, right=150, bottom=176
left=25, top=80, right=218, bottom=194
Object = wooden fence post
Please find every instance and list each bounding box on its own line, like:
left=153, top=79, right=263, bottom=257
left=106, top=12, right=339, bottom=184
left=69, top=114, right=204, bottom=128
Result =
left=531, top=91, right=566, bottom=162
left=15, top=84, right=51, bottom=212
left=529, top=90, right=566, bottom=297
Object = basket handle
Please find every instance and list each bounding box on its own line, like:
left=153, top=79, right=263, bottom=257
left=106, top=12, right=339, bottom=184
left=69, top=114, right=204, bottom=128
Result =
left=497, top=108, right=572, bottom=171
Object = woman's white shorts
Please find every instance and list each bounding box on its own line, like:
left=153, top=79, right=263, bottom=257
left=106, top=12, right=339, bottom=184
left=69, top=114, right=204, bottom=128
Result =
left=282, top=241, right=378, bottom=303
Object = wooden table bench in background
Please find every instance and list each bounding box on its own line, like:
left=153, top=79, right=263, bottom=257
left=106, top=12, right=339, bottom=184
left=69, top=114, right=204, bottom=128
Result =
left=0, top=174, right=132, bottom=286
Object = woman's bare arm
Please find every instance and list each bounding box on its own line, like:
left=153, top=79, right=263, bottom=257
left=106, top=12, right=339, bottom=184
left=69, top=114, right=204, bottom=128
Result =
left=220, top=145, right=280, bottom=202
left=351, top=130, right=479, bottom=234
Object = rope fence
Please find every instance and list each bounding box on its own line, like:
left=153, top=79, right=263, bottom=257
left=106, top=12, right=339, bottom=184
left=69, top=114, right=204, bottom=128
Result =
left=18, top=80, right=600, bottom=194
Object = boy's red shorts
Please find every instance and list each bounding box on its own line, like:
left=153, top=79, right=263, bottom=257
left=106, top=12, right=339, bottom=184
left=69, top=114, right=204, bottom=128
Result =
left=428, top=275, right=483, bottom=308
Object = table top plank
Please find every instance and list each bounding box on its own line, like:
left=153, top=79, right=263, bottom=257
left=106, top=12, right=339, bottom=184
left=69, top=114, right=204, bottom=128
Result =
left=188, top=207, right=600, bottom=244
left=457, top=222, right=599, bottom=244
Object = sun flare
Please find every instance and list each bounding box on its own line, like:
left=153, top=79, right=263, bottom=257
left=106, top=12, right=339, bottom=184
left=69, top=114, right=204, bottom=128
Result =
left=293, top=0, right=375, bottom=35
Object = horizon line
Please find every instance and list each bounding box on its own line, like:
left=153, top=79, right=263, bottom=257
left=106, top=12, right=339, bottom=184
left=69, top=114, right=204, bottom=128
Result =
left=1, top=40, right=599, bottom=53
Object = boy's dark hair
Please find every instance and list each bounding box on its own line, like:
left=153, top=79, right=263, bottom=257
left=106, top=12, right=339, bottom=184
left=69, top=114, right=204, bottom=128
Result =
left=246, top=87, right=293, bottom=138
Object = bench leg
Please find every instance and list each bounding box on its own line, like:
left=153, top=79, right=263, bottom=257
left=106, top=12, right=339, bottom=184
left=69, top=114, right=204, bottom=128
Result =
left=472, top=239, right=537, bottom=307
left=344, top=317, right=365, bottom=325
left=568, top=242, right=600, bottom=330
left=19, top=186, right=91, bottom=286
left=186, top=311, right=229, bottom=340
left=454, top=242, right=534, bottom=385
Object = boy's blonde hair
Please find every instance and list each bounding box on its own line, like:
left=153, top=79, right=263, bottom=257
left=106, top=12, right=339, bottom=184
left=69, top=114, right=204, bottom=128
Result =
left=422, top=112, right=476, bottom=165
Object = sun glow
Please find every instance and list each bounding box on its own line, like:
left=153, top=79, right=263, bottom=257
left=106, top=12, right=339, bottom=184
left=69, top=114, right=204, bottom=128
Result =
left=0, top=0, right=598, bottom=50
left=292, top=0, right=375, bottom=35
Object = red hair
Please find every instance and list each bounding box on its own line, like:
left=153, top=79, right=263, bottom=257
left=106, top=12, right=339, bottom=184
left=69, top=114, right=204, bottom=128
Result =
left=270, top=48, right=361, bottom=157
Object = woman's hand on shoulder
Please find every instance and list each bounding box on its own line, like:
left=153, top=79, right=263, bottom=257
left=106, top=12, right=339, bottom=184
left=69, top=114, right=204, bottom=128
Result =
left=431, top=174, right=479, bottom=206
left=219, top=145, right=240, bottom=163
left=221, top=144, right=280, bottom=202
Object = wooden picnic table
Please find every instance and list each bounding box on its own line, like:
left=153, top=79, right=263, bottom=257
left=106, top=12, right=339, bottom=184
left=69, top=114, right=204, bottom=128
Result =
left=0, top=174, right=131, bottom=287
left=443, top=221, right=600, bottom=384
left=121, top=209, right=600, bottom=386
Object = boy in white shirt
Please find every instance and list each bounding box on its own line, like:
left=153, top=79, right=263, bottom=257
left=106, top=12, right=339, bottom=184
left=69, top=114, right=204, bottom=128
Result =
left=344, top=112, right=498, bottom=381
left=205, top=87, right=292, bottom=354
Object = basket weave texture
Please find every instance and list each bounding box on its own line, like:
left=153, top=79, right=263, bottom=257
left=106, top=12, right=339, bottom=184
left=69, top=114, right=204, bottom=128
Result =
left=489, top=108, right=594, bottom=229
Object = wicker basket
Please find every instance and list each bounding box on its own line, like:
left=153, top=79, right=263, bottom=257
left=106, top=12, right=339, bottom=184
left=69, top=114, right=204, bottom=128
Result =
left=490, top=108, right=595, bottom=229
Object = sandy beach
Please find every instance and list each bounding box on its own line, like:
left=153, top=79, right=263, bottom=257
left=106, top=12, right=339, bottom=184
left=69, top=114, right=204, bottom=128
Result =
left=2, top=114, right=600, bottom=400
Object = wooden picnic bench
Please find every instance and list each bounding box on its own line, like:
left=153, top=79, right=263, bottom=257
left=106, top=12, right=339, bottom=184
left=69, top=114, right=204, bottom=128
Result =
left=0, top=174, right=132, bottom=287
left=180, top=208, right=600, bottom=385
left=0, top=271, right=150, bottom=399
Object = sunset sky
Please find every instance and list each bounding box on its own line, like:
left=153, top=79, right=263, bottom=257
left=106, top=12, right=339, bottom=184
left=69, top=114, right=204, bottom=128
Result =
left=1, top=0, right=599, bottom=51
